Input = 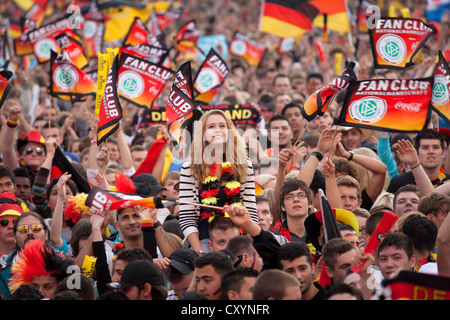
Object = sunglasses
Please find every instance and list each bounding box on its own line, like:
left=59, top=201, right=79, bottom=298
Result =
left=17, top=224, right=43, bottom=234
left=25, top=147, right=44, bottom=156
left=0, top=218, right=16, bottom=227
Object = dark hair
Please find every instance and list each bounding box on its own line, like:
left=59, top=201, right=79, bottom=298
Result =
left=97, top=290, right=130, bottom=300
left=418, top=192, right=450, bottom=217
left=306, top=72, right=324, bottom=83
left=54, top=274, right=95, bottom=300
left=226, top=235, right=255, bottom=258
left=13, top=212, right=50, bottom=248
left=279, top=179, right=312, bottom=218
left=69, top=220, right=93, bottom=257
left=45, top=177, right=78, bottom=203
left=10, top=284, right=43, bottom=300
left=13, top=166, right=31, bottom=181
left=255, top=195, right=271, bottom=206
left=115, top=248, right=153, bottom=262
left=414, top=129, right=446, bottom=150
left=194, top=251, right=234, bottom=278
left=220, top=267, right=259, bottom=300
left=0, top=165, right=16, bottom=184
left=402, top=216, right=437, bottom=253
left=281, top=102, right=301, bottom=116
left=378, top=233, right=414, bottom=259
left=277, top=242, right=313, bottom=268
left=322, top=238, right=355, bottom=270
left=393, top=184, right=420, bottom=209
left=268, top=114, right=290, bottom=130
left=326, top=283, right=362, bottom=300
left=209, top=215, right=239, bottom=235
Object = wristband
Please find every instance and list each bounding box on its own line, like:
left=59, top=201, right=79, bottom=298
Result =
left=91, top=140, right=97, bottom=145
left=410, top=162, right=421, bottom=170
left=7, top=118, right=18, bottom=128
left=154, top=220, right=162, bottom=228
left=141, top=219, right=154, bottom=228
left=311, top=150, right=323, bottom=162
left=291, top=166, right=300, bottom=171
left=347, top=151, right=354, bottom=161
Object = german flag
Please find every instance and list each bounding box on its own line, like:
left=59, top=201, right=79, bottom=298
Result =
left=259, top=0, right=320, bottom=40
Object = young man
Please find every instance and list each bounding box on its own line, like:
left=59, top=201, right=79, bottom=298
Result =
left=192, top=251, right=234, bottom=300
left=336, top=175, right=362, bottom=211
left=393, top=184, right=420, bottom=217
left=207, top=215, right=241, bottom=252
left=273, top=179, right=313, bottom=242
left=267, top=115, right=294, bottom=159
left=322, top=238, right=358, bottom=285
left=256, top=195, right=274, bottom=232
left=220, top=267, right=258, bottom=300
left=281, top=102, right=306, bottom=142
left=341, top=127, right=368, bottom=151
left=418, top=192, right=450, bottom=230
left=107, top=259, right=167, bottom=300
left=272, top=73, right=292, bottom=95
left=387, top=129, right=450, bottom=193
left=165, top=248, right=199, bottom=299
left=252, top=269, right=301, bottom=300
left=277, top=242, right=327, bottom=300
left=226, top=235, right=263, bottom=273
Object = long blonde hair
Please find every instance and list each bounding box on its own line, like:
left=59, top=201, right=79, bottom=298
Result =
left=190, top=110, right=248, bottom=187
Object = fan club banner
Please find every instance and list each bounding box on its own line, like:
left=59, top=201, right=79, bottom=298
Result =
left=229, top=32, right=267, bottom=67
left=432, top=51, right=450, bottom=125
left=55, top=34, right=88, bottom=70
left=49, top=51, right=97, bottom=99
left=339, top=78, right=433, bottom=132
left=302, top=62, right=356, bottom=121
left=369, top=17, right=436, bottom=69
left=123, top=17, right=164, bottom=48
left=194, top=48, right=229, bottom=103
left=173, top=61, right=195, bottom=99
left=117, top=52, right=175, bottom=110
left=139, top=103, right=260, bottom=129
left=120, top=44, right=169, bottom=66
left=97, top=55, right=122, bottom=146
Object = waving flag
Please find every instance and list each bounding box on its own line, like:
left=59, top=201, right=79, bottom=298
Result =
left=117, top=52, right=175, bottom=110
left=259, top=0, right=319, bottom=40
left=122, top=17, right=165, bottom=48
left=311, top=0, right=351, bottom=35
left=82, top=19, right=105, bottom=59
left=339, top=78, right=433, bottom=132
left=229, top=32, right=267, bottom=67
left=302, top=62, right=356, bottom=121
left=431, top=51, right=450, bottom=125
left=0, top=65, right=12, bottom=109
left=173, top=61, right=195, bottom=99
left=194, top=48, right=229, bottom=104
left=97, top=55, right=122, bottom=146
left=120, top=44, right=170, bottom=66
left=85, top=186, right=173, bottom=211
left=173, top=19, right=203, bottom=59
left=369, top=17, right=436, bottom=69
left=55, top=34, right=89, bottom=70
left=49, top=51, right=97, bottom=99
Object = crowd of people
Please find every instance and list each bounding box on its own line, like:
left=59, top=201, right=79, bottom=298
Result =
left=0, top=0, right=450, bottom=302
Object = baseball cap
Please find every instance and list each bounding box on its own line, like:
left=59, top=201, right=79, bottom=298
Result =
left=133, top=173, right=166, bottom=197
left=107, top=260, right=164, bottom=289
left=0, top=192, right=24, bottom=218
left=169, top=248, right=199, bottom=274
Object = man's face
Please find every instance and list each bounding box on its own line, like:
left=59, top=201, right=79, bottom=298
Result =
left=31, top=275, right=58, bottom=299
left=0, top=214, right=17, bottom=247
left=312, top=112, right=334, bottom=133
left=208, top=227, right=240, bottom=252
left=106, top=142, right=120, bottom=162
left=257, top=201, right=273, bottom=231
left=42, top=127, right=62, bottom=145
left=274, top=95, right=292, bottom=115
left=131, top=150, right=147, bottom=171
left=171, top=272, right=193, bottom=297
left=341, top=129, right=362, bottom=151
left=306, top=77, right=323, bottom=95
left=337, top=185, right=361, bottom=211
left=162, top=178, right=179, bottom=201
left=280, top=256, right=314, bottom=295
left=228, top=276, right=257, bottom=300
left=283, top=107, right=305, bottom=134
left=417, top=139, right=444, bottom=170
left=325, top=249, right=357, bottom=284
left=15, top=176, right=31, bottom=202
left=116, top=207, right=142, bottom=241
left=15, top=215, right=48, bottom=250
left=112, top=259, right=128, bottom=282
left=195, top=265, right=223, bottom=300
left=269, top=120, right=293, bottom=148
left=21, top=142, right=46, bottom=169
left=273, top=77, right=291, bottom=94
left=340, top=229, right=359, bottom=251
left=427, top=209, right=449, bottom=230
left=281, top=188, right=311, bottom=219
left=0, top=176, right=16, bottom=194
left=378, top=246, right=415, bottom=279
left=394, top=191, right=419, bottom=217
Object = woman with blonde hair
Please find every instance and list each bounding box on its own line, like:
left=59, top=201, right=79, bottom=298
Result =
left=178, top=110, right=258, bottom=254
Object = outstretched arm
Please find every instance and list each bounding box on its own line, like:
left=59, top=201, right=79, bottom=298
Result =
left=50, top=172, right=72, bottom=248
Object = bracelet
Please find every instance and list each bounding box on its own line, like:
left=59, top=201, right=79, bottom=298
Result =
left=154, top=220, right=162, bottom=228
left=311, top=151, right=323, bottom=161
left=91, top=140, right=97, bottom=145
left=410, top=162, right=421, bottom=170
left=6, top=118, right=18, bottom=128
left=291, top=166, right=300, bottom=171
left=347, top=151, right=354, bottom=161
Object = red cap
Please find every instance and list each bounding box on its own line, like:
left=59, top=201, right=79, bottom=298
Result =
left=0, top=192, right=24, bottom=218
left=17, top=130, right=46, bottom=152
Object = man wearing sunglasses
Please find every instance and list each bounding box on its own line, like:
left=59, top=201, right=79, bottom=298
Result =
left=0, top=194, right=24, bottom=257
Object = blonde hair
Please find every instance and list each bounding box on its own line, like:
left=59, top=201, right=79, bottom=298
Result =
left=256, top=174, right=276, bottom=189
left=372, top=191, right=394, bottom=210
left=353, top=147, right=390, bottom=190
left=190, top=110, right=248, bottom=188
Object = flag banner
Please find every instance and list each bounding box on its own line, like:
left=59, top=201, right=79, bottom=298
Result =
left=338, top=77, right=433, bottom=132
left=166, top=84, right=202, bottom=145
left=200, top=104, right=260, bottom=127
left=49, top=51, right=97, bottom=99
left=122, top=17, right=165, bottom=48
left=369, top=17, right=436, bottom=69
left=229, top=32, right=267, bottom=67
left=431, top=51, right=450, bottom=125
left=193, top=48, right=229, bottom=103
left=311, top=0, right=351, bottom=35
left=98, top=0, right=171, bottom=43
left=351, top=211, right=398, bottom=273
left=173, top=61, right=195, bottom=99
left=27, top=17, right=81, bottom=63
left=24, top=3, right=47, bottom=28
left=357, top=0, right=376, bottom=33
left=50, top=146, right=91, bottom=194
left=196, top=34, right=229, bottom=61
left=97, top=55, right=122, bottom=145
left=117, top=52, right=175, bottom=109
left=302, top=62, right=356, bottom=121
left=155, top=1, right=184, bottom=30
left=120, top=44, right=169, bottom=66
left=146, top=8, right=166, bottom=47
left=85, top=186, right=171, bottom=212
left=259, top=0, right=319, bottom=40
left=82, top=19, right=105, bottom=59
left=8, top=20, right=23, bottom=39
left=173, top=19, right=203, bottom=58
left=373, top=270, right=450, bottom=300
left=138, top=106, right=167, bottom=128
left=55, top=34, right=89, bottom=70
left=0, top=65, right=12, bottom=109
